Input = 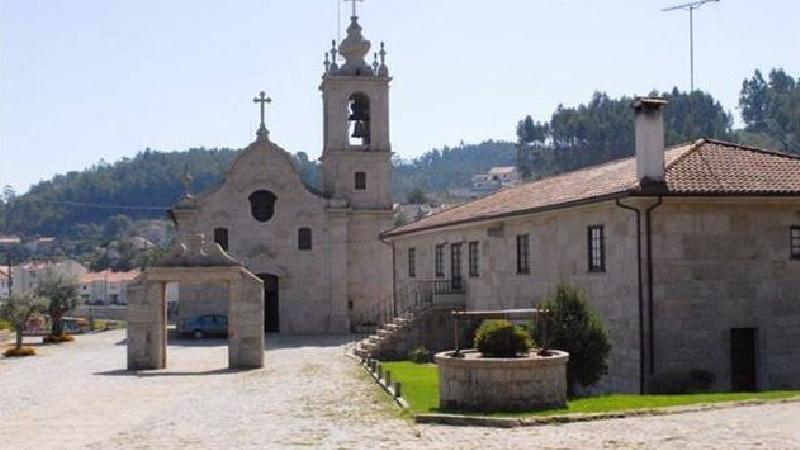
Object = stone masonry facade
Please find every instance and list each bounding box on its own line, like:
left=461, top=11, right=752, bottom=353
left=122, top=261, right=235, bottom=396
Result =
left=388, top=197, right=800, bottom=393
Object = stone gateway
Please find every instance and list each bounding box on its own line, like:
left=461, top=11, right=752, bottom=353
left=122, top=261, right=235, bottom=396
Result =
left=169, top=14, right=394, bottom=334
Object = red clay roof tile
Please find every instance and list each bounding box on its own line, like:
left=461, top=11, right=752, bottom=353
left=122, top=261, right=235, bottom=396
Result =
left=385, top=139, right=800, bottom=237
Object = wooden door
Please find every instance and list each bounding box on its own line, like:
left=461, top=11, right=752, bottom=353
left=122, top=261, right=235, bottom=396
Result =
left=730, top=328, right=757, bottom=392
left=258, top=274, right=280, bottom=333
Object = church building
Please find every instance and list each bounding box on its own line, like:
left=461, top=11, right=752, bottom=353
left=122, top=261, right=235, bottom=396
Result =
left=169, top=13, right=394, bottom=334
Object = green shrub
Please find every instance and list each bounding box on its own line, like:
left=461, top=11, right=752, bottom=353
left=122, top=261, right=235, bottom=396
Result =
left=0, top=318, right=11, bottom=331
left=474, top=319, right=532, bottom=358
left=408, top=345, right=431, bottom=364
left=540, top=285, right=611, bottom=395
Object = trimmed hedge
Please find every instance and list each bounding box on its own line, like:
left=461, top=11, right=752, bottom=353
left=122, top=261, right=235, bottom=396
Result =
left=474, top=319, right=533, bottom=358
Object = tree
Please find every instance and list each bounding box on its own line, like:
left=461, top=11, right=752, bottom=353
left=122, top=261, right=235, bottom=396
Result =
left=0, top=294, right=48, bottom=354
left=740, top=69, right=769, bottom=130
left=394, top=209, right=410, bottom=227
left=540, top=285, right=611, bottom=395
left=104, top=214, right=132, bottom=238
left=739, top=68, right=800, bottom=153
left=406, top=188, right=428, bottom=205
left=36, top=271, right=79, bottom=338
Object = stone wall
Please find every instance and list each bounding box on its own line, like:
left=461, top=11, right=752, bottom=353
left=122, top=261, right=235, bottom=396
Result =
left=390, top=196, right=800, bottom=393
left=436, top=350, right=568, bottom=411
left=370, top=308, right=462, bottom=360
left=651, top=199, right=800, bottom=391
left=70, top=305, right=128, bottom=321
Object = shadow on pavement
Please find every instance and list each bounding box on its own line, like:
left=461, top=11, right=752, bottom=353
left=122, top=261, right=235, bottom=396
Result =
left=93, top=368, right=250, bottom=377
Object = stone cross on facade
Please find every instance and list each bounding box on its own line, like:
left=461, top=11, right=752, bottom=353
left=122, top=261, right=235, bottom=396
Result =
left=253, top=91, right=272, bottom=142
left=345, top=0, right=363, bottom=17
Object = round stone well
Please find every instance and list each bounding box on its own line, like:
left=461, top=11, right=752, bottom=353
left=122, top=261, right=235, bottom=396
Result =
left=435, top=349, right=569, bottom=412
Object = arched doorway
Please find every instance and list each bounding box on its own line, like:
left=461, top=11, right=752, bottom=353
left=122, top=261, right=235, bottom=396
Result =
left=258, top=274, right=280, bottom=333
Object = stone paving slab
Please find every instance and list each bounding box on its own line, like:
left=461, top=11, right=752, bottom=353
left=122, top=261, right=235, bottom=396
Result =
left=1, top=331, right=799, bottom=449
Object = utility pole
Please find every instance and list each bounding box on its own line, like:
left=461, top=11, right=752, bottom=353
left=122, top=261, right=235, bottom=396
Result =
left=662, top=0, right=720, bottom=91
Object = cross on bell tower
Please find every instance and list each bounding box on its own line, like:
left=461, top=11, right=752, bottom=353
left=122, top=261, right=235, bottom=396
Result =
left=253, top=91, right=272, bottom=142
left=346, top=0, right=364, bottom=17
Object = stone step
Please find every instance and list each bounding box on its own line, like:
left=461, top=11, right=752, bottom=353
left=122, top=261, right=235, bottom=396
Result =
left=361, top=341, right=377, bottom=351
left=377, top=328, right=394, bottom=338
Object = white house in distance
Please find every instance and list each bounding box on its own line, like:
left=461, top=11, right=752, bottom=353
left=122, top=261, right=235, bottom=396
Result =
left=79, top=269, right=142, bottom=305
left=471, top=166, right=521, bottom=197
left=11, top=261, right=87, bottom=296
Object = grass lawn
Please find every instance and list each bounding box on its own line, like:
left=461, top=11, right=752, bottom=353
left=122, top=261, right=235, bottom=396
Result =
left=381, top=361, right=800, bottom=417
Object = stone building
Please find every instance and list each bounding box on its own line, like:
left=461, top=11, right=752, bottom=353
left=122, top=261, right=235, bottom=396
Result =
left=169, top=13, right=394, bottom=334
left=381, top=98, right=800, bottom=393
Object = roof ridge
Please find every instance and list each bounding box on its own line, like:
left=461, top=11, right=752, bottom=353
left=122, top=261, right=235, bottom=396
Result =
left=702, top=138, right=800, bottom=160
left=664, top=139, right=706, bottom=172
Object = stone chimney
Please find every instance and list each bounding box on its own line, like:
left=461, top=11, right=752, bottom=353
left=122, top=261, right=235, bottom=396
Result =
left=632, top=97, right=668, bottom=184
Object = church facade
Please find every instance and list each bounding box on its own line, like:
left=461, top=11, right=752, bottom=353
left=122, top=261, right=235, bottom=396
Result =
left=169, top=14, right=394, bottom=334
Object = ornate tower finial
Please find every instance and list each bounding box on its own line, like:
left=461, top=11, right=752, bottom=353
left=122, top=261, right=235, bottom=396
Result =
left=330, top=40, right=339, bottom=71
left=324, top=52, right=331, bottom=73
left=338, top=14, right=371, bottom=75
left=378, top=41, right=389, bottom=77
left=253, top=91, right=272, bottom=142
left=372, top=52, right=380, bottom=74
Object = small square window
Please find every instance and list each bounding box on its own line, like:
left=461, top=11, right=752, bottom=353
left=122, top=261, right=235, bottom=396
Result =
left=213, top=227, right=229, bottom=252
left=355, top=171, right=367, bottom=191
left=298, top=228, right=313, bottom=251
left=791, top=226, right=800, bottom=260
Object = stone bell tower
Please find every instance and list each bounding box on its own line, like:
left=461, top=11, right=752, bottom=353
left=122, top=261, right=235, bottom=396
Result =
left=319, top=12, right=392, bottom=210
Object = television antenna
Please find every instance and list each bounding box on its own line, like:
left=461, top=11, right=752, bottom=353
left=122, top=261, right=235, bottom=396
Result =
left=662, top=0, right=720, bottom=91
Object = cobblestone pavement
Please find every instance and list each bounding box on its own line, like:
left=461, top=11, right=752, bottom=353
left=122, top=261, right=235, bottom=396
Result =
left=1, top=330, right=799, bottom=449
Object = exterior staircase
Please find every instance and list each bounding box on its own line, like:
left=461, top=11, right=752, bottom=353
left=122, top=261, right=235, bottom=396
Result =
left=355, top=312, right=419, bottom=360
left=355, top=279, right=467, bottom=361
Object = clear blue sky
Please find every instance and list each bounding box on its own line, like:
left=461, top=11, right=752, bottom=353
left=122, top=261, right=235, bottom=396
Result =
left=1, top=0, right=798, bottom=194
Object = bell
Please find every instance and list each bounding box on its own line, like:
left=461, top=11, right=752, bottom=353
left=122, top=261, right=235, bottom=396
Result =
left=351, top=120, right=368, bottom=139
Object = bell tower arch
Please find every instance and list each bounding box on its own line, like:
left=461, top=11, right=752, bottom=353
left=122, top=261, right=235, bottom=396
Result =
left=320, top=13, right=392, bottom=210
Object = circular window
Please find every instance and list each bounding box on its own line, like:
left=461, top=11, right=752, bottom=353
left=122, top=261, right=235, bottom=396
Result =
left=248, top=190, right=277, bottom=222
